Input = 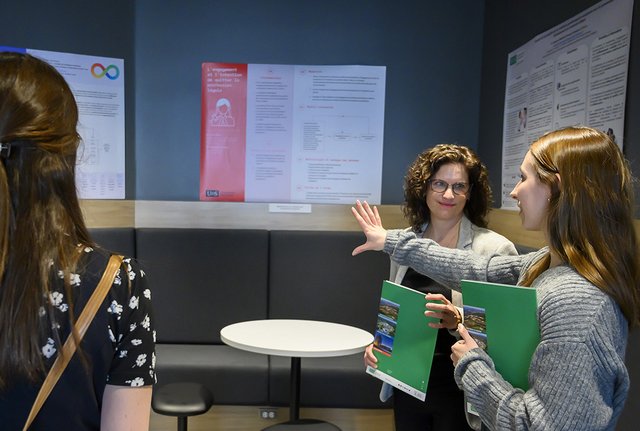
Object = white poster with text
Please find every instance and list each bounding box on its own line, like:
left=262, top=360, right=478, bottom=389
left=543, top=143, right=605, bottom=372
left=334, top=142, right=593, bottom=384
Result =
left=201, top=63, right=386, bottom=204
left=501, top=0, right=633, bottom=208
left=1, top=46, right=126, bottom=199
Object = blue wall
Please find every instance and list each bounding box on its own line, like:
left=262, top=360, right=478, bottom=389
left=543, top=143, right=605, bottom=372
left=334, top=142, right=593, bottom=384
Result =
left=0, top=0, right=137, bottom=197
left=0, top=1, right=485, bottom=203
left=2, top=1, right=639, bottom=206
left=133, top=0, right=485, bottom=202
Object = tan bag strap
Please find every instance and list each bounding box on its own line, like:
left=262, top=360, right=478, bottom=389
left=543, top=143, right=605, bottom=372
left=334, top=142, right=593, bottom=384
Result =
left=22, top=254, right=123, bottom=431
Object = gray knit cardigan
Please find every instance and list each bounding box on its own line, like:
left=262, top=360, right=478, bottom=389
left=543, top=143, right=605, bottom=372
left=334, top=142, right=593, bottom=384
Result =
left=384, top=229, right=629, bottom=431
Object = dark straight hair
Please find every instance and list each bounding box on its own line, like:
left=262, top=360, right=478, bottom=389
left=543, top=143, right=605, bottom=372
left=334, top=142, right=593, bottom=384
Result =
left=0, top=52, right=94, bottom=386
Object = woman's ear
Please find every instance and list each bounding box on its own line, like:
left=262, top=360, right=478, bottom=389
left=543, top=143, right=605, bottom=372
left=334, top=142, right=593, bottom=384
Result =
left=555, top=173, right=561, bottom=188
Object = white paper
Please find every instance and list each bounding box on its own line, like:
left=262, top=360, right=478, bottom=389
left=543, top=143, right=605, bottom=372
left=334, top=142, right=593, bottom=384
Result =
left=500, top=0, right=633, bottom=208
left=28, top=48, right=126, bottom=199
left=245, top=64, right=385, bottom=204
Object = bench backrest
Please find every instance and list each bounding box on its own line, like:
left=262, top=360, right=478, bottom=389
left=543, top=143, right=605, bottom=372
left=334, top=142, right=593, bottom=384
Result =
left=268, top=230, right=390, bottom=332
left=136, top=228, right=269, bottom=344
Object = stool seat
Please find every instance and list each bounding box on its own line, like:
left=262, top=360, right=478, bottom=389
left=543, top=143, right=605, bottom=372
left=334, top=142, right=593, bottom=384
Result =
left=153, top=382, right=213, bottom=418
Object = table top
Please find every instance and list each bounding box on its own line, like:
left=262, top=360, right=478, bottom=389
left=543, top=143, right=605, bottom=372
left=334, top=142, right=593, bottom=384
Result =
left=220, top=319, right=374, bottom=358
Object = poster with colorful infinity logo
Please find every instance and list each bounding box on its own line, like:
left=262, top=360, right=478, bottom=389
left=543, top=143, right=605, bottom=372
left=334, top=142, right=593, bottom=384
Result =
left=0, top=46, right=125, bottom=199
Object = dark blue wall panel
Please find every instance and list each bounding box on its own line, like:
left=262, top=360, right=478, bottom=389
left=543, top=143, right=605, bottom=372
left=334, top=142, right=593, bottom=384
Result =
left=133, top=0, right=485, bottom=203
left=0, top=0, right=136, bottom=198
left=0, top=1, right=484, bottom=204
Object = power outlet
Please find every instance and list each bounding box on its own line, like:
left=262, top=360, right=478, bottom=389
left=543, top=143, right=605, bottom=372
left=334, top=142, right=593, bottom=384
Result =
left=259, top=408, right=277, bottom=419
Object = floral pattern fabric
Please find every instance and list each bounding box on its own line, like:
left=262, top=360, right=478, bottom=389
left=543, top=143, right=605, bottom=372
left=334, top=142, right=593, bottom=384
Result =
left=1, top=247, right=156, bottom=430
left=41, top=247, right=156, bottom=387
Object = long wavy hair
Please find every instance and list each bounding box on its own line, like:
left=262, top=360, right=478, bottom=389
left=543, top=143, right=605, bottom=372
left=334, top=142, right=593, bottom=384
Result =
left=519, top=126, right=640, bottom=327
left=0, top=52, right=94, bottom=386
left=403, top=144, right=493, bottom=231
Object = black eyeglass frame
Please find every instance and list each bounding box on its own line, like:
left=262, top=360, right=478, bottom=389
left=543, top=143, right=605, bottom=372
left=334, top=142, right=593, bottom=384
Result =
left=426, top=179, right=472, bottom=196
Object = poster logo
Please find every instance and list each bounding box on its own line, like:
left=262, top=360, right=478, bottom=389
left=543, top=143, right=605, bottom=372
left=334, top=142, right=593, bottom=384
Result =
left=210, top=98, right=235, bottom=127
left=91, top=63, right=120, bottom=80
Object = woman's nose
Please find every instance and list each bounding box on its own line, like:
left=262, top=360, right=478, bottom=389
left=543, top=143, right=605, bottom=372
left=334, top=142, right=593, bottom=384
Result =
left=510, top=183, right=519, bottom=199
left=443, top=187, right=456, bottom=199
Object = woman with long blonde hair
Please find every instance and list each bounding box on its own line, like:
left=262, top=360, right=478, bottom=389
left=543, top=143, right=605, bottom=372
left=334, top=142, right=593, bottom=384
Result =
left=352, top=126, right=640, bottom=430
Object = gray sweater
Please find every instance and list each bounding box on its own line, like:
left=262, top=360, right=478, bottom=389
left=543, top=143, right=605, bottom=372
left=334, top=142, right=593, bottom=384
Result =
left=384, top=229, right=629, bottom=431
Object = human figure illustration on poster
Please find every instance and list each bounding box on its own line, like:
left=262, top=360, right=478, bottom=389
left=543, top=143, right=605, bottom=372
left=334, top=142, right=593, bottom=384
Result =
left=210, top=98, right=235, bottom=127
left=517, top=107, right=527, bottom=132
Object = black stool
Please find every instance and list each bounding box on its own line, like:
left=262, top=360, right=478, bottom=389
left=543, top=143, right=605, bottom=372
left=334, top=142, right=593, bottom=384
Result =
left=152, top=382, right=214, bottom=431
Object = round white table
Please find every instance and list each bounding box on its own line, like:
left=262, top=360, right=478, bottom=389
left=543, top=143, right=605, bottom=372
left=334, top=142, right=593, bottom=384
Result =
left=221, top=319, right=374, bottom=430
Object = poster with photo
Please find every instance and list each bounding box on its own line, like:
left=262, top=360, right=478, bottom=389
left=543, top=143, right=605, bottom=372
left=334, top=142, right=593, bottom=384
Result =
left=500, top=0, right=633, bottom=208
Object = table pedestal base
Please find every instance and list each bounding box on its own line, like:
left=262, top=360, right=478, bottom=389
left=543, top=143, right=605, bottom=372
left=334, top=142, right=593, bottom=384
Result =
left=263, top=418, right=340, bottom=430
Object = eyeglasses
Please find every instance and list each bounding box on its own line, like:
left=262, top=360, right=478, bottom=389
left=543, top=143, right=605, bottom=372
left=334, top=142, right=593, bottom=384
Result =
left=427, top=179, right=471, bottom=196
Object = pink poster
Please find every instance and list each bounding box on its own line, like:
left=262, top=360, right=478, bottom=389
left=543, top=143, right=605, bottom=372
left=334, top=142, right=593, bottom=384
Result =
left=200, top=63, right=248, bottom=201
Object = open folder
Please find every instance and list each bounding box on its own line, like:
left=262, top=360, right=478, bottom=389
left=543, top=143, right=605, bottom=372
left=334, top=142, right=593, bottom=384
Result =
left=366, top=280, right=439, bottom=401
left=461, top=279, right=540, bottom=390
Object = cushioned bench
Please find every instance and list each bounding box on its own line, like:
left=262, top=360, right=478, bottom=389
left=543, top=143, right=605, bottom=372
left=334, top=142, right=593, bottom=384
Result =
left=135, top=228, right=271, bottom=405
left=88, top=227, right=389, bottom=408
left=89, top=227, right=136, bottom=257
left=267, top=230, right=390, bottom=408
left=86, top=227, right=640, bottom=428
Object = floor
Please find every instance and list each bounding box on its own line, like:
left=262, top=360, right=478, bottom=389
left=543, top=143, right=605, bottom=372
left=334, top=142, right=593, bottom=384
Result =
left=150, top=405, right=394, bottom=431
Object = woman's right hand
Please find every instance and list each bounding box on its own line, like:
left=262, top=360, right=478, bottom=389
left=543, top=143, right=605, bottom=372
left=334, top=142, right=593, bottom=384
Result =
left=425, top=293, right=461, bottom=330
left=364, top=343, right=378, bottom=368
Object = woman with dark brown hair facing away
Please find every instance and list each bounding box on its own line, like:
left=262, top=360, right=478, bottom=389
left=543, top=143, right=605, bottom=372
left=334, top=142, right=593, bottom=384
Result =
left=0, top=52, right=155, bottom=430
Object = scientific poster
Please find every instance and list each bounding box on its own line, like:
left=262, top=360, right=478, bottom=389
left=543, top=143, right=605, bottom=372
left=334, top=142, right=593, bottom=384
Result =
left=500, top=0, right=633, bottom=208
left=1, top=46, right=126, bottom=199
left=201, top=63, right=386, bottom=204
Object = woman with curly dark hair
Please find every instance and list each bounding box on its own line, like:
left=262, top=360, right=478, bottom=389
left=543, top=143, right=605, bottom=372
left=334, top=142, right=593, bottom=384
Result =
left=363, top=144, right=517, bottom=431
left=402, top=144, right=495, bottom=232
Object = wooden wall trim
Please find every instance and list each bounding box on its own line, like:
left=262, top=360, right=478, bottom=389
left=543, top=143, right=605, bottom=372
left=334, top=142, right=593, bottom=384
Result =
left=486, top=208, right=546, bottom=249
left=81, top=200, right=640, bottom=250
left=134, top=201, right=407, bottom=231
left=80, top=199, right=135, bottom=228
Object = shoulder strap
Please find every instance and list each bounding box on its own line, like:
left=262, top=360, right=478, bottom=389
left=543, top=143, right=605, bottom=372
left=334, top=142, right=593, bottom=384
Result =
left=22, top=254, right=123, bottom=431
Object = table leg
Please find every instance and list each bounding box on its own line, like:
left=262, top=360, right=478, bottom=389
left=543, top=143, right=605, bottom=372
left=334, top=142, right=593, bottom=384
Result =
left=290, top=356, right=301, bottom=421
left=262, top=356, right=340, bottom=431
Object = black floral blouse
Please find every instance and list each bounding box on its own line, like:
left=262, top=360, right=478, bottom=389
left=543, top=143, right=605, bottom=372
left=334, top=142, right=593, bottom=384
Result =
left=0, top=246, right=156, bottom=430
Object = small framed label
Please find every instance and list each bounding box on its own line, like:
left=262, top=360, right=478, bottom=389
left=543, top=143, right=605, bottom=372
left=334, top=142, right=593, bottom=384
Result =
left=268, top=203, right=312, bottom=213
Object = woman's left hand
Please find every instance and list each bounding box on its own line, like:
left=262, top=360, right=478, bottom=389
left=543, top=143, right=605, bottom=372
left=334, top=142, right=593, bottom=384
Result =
left=451, top=324, right=479, bottom=366
left=424, top=293, right=461, bottom=330
left=351, top=200, right=388, bottom=255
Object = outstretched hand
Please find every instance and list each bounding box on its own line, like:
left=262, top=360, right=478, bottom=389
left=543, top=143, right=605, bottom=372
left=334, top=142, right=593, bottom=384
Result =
left=451, top=324, right=479, bottom=366
left=351, top=200, right=387, bottom=255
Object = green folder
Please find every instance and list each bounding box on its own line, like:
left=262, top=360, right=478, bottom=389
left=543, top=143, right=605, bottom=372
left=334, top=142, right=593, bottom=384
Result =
left=461, top=279, right=540, bottom=390
left=366, top=280, right=439, bottom=401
